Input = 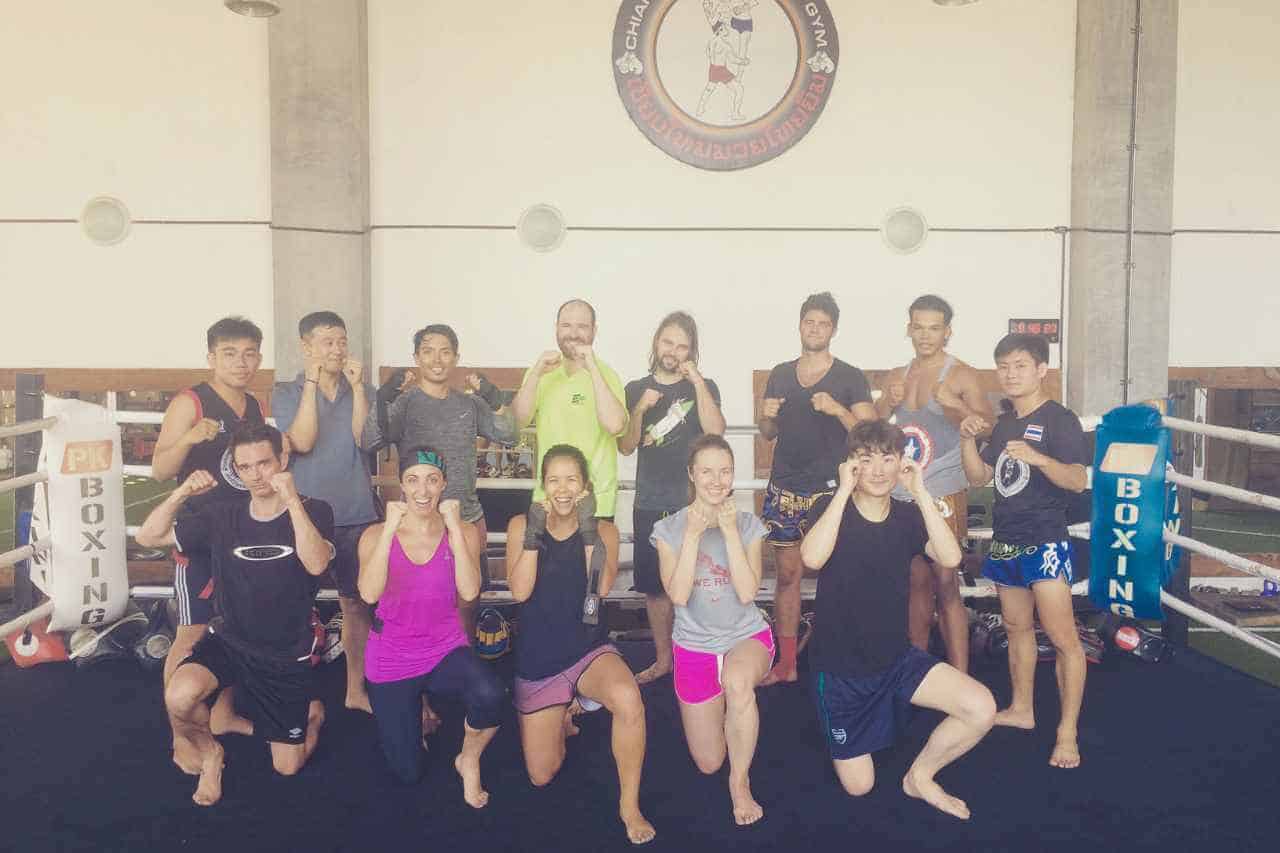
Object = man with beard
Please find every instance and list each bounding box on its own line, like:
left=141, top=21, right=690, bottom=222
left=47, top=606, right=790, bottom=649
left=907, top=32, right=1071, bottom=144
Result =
left=619, top=311, right=725, bottom=685
left=512, top=299, right=628, bottom=520
left=758, top=292, right=876, bottom=685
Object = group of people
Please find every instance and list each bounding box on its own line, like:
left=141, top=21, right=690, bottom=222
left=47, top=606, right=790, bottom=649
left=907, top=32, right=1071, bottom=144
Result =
left=135, top=291, right=1090, bottom=842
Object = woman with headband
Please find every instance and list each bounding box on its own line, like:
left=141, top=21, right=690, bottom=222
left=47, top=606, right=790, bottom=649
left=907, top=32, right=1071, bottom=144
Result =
left=357, top=446, right=504, bottom=808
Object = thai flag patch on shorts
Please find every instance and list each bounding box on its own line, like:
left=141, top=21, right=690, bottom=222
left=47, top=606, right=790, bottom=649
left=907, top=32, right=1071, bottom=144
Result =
left=1023, top=424, right=1044, bottom=442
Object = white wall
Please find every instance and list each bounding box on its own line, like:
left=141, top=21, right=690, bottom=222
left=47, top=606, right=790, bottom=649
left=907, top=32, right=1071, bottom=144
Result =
left=368, top=0, right=1077, bottom=416
left=0, top=3, right=273, bottom=368
left=1171, top=0, right=1280, bottom=366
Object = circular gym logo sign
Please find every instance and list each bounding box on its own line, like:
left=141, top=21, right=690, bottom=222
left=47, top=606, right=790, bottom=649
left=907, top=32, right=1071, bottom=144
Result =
left=613, top=0, right=839, bottom=171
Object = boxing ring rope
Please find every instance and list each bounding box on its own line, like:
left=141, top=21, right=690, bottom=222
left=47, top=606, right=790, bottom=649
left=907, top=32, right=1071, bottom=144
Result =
left=1159, top=591, right=1280, bottom=659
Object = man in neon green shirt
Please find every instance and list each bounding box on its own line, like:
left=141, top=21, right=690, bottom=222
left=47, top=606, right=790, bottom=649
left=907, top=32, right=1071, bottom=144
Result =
left=512, top=299, right=628, bottom=517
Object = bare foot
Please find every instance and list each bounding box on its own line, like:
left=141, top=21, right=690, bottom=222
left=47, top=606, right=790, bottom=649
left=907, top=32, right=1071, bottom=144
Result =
left=635, top=661, right=671, bottom=686
left=422, top=701, right=442, bottom=734
left=345, top=691, right=372, bottom=714
left=562, top=707, right=581, bottom=738
left=621, top=808, right=656, bottom=845
left=992, top=706, right=1035, bottom=730
left=1049, top=737, right=1081, bottom=769
left=759, top=663, right=797, bottom=687
left=454, top=753, right=490, bottom=808
left=192, top=742, right=225, bottom=807
left=729, top=780, right=764, bottom=826
left=173, top=737, right=202, bottom=775
left=903, top=768, right=970, bottom=821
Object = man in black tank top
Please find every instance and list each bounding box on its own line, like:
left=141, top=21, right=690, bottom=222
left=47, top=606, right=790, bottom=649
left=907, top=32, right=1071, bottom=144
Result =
left=151, top=317, right=266, bottom=766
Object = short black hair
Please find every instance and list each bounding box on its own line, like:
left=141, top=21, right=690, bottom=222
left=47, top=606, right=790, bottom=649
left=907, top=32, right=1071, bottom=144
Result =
left=799, top=292, right=839, bottom=327
left=556, top=298, right=597, bottom=326
left=846, top=419, right=907, bottom=457
left=207, top=316, right=263, bottom=351
left=908, top=294, right=953, bottom=326
left=994, top=333, right=1049, bottom=365
left=413, top=324, right=459, bottom=353
left=298, top=311, right=346, bottom=338
left=541, top=444, right=592, bottom=490
left=228, top=422, right=284, bottom=459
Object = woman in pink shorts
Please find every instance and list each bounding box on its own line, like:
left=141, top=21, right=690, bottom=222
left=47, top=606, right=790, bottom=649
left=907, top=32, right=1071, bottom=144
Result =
left=651, top=433, right=773, bottom=826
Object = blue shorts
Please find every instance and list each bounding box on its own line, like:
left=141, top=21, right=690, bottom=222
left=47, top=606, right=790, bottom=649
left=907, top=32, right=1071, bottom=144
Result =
left=982, top=540, right=1075, bottom=588
left=761, top=483, right=834, bottom=545
left=812, top=647, right=940, bottom=760
left=731, top=17, right=754, bottom=33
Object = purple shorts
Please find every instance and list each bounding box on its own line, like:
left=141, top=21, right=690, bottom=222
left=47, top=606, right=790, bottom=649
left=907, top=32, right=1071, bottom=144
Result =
left=673, top=628, right=775, bottom=705
left=514, top=644, right=621, bottom=714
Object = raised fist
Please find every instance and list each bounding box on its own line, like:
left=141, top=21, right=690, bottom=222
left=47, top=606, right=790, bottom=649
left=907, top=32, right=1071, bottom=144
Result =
left=439, top=498, right=462, bottom=526
left=384, top=500, right=409, bottom=527
left=269, top=472, right=298, bottom=502
left=959, top=415, right=991, bottom=440
left=882, top=379, right=906, bottom=409
left=534, top=351, right=563, bottom=376
left=761, top=397, right=785, bottom=419
left=343, top=359, right=363, bottom=386
left=179, top=470, right=217, bottom=499
left=637, top=388, right=664, bottom=412
left=183, top=418, right=221, bottom=448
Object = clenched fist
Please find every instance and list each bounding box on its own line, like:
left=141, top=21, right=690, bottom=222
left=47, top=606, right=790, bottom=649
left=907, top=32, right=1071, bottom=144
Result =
left=761, top=397, right=785, bottom=419
left=439, top=498, right=462, bottom=527
left=183, top=418, right=221, bottom=448
left=179, top=470, right=217, bottom=499
left=269, top=472, right=299, bottom=502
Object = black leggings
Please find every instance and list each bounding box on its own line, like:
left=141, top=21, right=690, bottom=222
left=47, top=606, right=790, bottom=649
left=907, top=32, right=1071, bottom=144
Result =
left=366, top=646, right=505, bottom=784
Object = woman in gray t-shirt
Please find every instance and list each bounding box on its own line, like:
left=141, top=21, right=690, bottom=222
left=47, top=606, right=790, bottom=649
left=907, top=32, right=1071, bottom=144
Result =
left=651, top=434, right=773, bottom=827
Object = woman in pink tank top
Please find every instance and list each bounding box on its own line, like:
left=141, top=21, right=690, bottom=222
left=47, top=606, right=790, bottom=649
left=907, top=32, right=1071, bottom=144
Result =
left=356, top=447, right=504, bottom=807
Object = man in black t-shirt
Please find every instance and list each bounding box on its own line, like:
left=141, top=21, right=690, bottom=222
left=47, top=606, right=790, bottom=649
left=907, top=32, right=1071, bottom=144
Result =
left=961, top=333, right=1089, bottom=770
left=801, top=420, right=994, bottom=820
left=137, top=424, right=335, bottom=807
left=620, top=311, right=725, bottom=685
left=758, top=292, right=876, bottom=684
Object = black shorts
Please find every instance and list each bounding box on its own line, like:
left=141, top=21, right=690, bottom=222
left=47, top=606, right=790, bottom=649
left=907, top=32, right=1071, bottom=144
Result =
left=812, top=646, right=940, bottom=760
left=182, top=631, right=316, bottom=745
left=631, top=507, right=678, bottom=596
left=173, top=548, right=215, bottom=626
left=329, top=523, right=373, bottom=598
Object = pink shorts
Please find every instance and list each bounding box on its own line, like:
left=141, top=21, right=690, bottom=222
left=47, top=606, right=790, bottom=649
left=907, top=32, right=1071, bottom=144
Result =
left=672, top=628, right=775, bottom=705
left=514, top=644, right=620, bottom=714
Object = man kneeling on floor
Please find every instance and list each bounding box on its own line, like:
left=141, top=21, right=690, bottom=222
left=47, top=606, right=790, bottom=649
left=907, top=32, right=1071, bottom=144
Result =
left=137, top=423, right=335, bottom=806
left=800, top=420, right=995, bottom=820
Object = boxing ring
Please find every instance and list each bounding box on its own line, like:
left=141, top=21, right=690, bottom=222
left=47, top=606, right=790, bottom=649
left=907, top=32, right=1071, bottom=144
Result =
left=3, top=394, right=1280, bottom=853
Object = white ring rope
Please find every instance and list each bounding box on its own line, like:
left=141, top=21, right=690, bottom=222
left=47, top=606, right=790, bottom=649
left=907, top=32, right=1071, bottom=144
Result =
left=1166, top=470, right=1280, bottom=514
left=1162, top=530, right=1280, bottom=584
left=1160, top=590, right=1280, bottom=662
left=0, top=600, right=54, bottom=640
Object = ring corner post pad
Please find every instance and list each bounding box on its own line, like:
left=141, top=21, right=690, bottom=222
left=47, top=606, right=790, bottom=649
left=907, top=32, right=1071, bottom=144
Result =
left=1088, top=404, right=1169, bottom=621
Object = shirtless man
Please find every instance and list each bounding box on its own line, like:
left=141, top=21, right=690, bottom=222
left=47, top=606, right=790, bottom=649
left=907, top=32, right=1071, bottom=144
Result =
left=877, top=295, right=993, bottom=671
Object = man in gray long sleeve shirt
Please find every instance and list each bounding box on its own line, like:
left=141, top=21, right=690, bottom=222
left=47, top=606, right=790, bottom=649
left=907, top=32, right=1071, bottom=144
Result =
left=362, top=323, right=517, bottom=573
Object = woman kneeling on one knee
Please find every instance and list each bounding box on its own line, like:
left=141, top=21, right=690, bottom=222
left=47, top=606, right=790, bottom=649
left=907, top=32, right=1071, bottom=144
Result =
left=505, top=444, right=656, bottom=846
left=357, top=446, right=503, bottom=808
left=651, top=434, right=772, bottom=826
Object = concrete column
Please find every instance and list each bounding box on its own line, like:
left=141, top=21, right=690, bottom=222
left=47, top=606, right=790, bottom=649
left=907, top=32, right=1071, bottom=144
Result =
left=1067, top=0, right=1177, bottom=415
left=268, top=0, right=370, bottom=381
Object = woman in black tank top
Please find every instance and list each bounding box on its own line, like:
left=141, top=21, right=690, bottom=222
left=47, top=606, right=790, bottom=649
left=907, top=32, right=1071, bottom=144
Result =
left=505, top=445, right=655, bottom=845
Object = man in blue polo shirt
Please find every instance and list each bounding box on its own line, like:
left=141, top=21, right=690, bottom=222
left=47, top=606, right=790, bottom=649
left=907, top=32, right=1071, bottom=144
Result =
left=273, top=311, right=379, bottom=713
